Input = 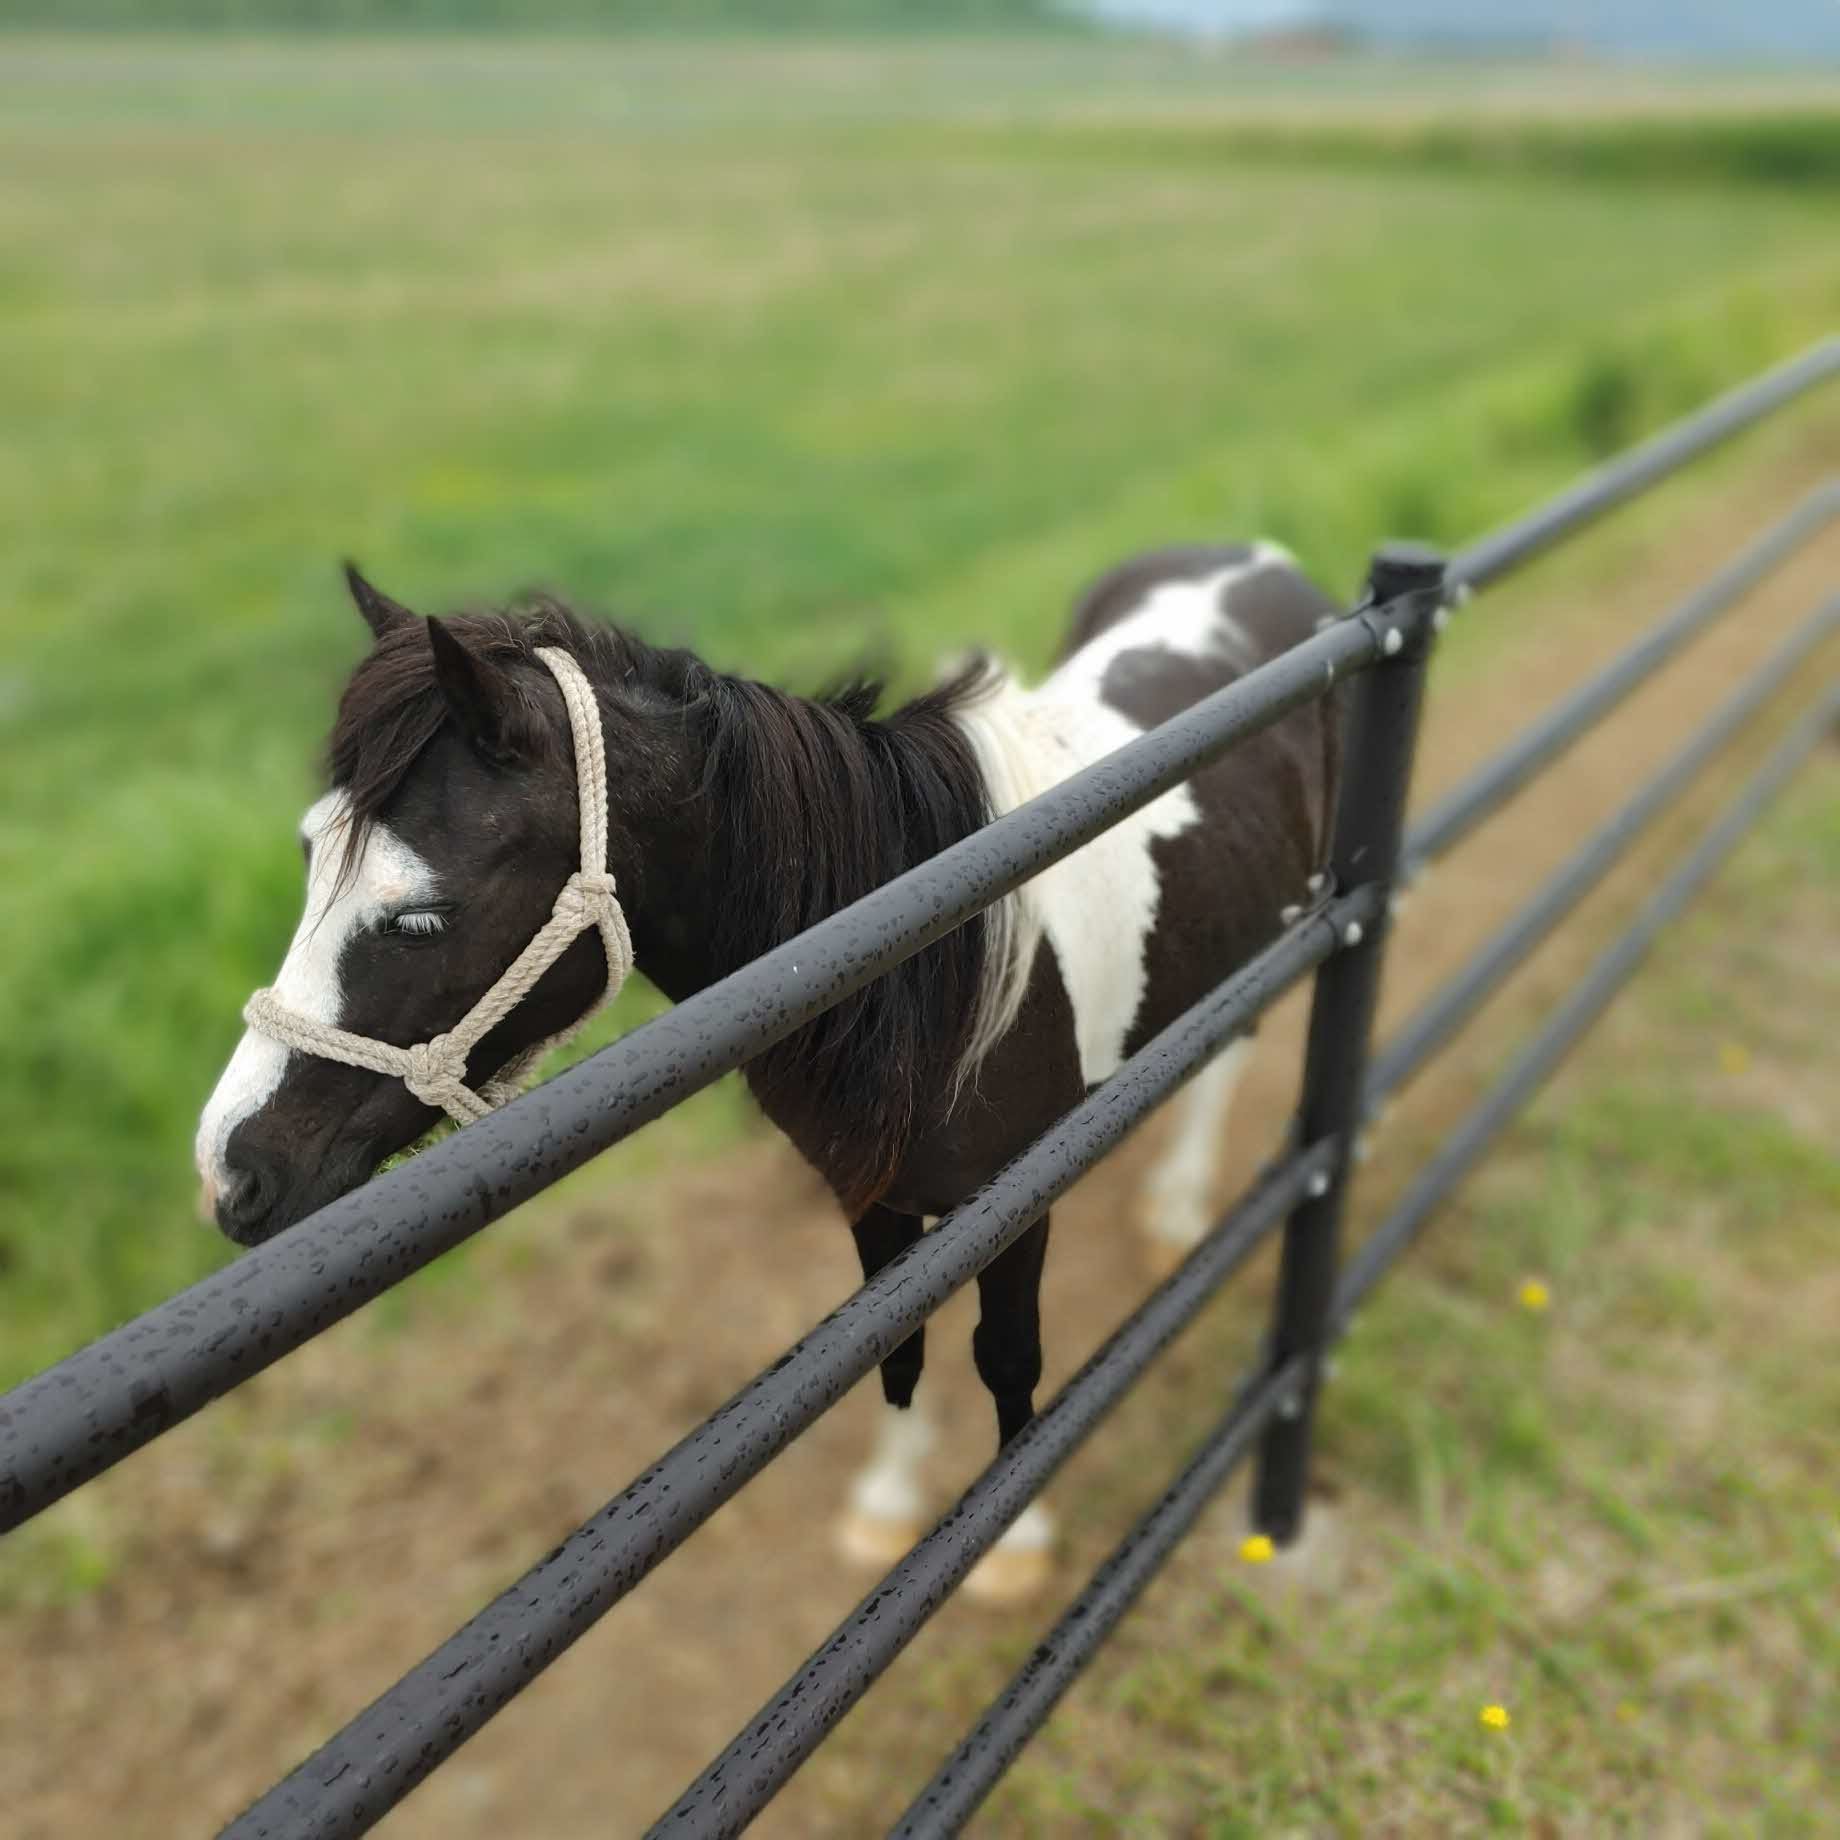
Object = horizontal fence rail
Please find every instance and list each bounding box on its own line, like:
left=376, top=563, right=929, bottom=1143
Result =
left=892, top=1356, right=1310, bottom=1840
left=4, top=341, right=1835, bottom=1840
left=0, top=603, right=1413, bottom=1535
left=1407, top=482, right=1840, bottom=873
left=1339, top=686, right=1840, bottom=1328
left=223, top=887, right=1381, bottom=1840
left=1370, top=592, right=1840, bottom=1111
left=1448, top=336, right=1840, bottom=593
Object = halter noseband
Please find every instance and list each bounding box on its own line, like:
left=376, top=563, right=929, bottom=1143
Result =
left=243, top=647, right=636, bottom=1127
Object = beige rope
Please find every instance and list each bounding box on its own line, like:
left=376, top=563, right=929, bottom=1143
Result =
left=243, top=646, right=635, bottom=1128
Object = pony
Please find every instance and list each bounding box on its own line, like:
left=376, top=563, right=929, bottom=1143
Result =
left=196, top=545, right=1340, bottom=1600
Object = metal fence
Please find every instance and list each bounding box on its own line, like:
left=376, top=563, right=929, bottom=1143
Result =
left=3, top=337, right=1837, bottom=1840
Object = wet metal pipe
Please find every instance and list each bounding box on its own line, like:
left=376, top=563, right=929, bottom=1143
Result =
left=1341, top=687, right=1840, bottom=1325
left=1373, top=594, right=1840, bottom=1110
left=1449, top=339, right=1839, bottom=594
left=1408, top=483, right=1840, bottom=872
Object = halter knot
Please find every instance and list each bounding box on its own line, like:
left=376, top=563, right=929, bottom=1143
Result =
left=557, top=869, right=621, bottom=925
left=403, top=1035, right=468, bottom=1108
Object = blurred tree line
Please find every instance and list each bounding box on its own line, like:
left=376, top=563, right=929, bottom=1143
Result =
left=2, top=0, right=1067, bottom=25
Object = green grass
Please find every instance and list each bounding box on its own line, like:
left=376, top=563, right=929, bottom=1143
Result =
left=3, top=38, right=1839, bottom=1385
left=809, top=765, right=1840, bottom=1834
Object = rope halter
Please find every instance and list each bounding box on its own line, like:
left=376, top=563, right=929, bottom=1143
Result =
left=242, top=647, right=635, bottom=1128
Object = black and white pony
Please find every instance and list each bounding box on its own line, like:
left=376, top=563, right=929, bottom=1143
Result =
left=196, top=546, right=1340, bottom=1600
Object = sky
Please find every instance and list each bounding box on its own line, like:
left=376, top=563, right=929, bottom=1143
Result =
left=1080, top=0, right=1840, bottom=59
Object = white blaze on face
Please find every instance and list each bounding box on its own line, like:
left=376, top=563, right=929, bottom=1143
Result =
left=194, top=791, right=440, bottom=1211
left=954, top=549, right=1289, bottom=1086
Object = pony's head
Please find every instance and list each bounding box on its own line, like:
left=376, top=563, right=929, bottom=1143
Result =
left=195, top=569, right=640, bottom=1245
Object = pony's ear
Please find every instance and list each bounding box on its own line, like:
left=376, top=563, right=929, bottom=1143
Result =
left=426, top=616, right=519, bottom=764
left=343, top=562, right=417, bottom=641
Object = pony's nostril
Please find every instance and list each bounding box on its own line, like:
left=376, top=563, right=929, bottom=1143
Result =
left=214, top=1162, right=277, bottom=1244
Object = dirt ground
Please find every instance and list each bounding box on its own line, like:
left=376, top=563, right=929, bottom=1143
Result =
left=6, top=439, right=1839, bottom=1840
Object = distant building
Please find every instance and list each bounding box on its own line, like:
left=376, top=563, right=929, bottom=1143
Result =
left=1235, top=22, right=1365, bottom=58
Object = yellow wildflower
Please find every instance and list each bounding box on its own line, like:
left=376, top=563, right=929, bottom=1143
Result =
left=1239, top=1533, right=1276, bottom=1564
left=1518, top=1278, right=1551, bottom=1313
left=1479, top=1704, right=1511, bottom=1731
left=1718, top=1042, right=1751, bottom=1076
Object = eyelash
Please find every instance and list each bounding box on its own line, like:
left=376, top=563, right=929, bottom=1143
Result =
left=386, top=910, right=448, bottom=938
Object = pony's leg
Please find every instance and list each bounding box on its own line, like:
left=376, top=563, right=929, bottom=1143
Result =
left=964, top=1212, right=1055, bottom=1605
left=837, top=1205, right=933, bottom=1569
left=1135, top=1035, right=1254, bottom=1276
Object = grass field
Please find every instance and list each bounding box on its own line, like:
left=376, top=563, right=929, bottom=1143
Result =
left=2, top=35, right=1839, bottom=1392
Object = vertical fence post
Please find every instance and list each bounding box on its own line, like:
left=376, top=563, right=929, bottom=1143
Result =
left=1252, top=542, right=1444, bottom=1543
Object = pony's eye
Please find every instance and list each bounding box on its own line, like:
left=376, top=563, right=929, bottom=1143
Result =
left=385, top=909, right=448, bottom=938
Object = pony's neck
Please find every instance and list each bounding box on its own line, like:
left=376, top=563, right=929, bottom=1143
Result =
left=601, top=644, right=999, bottom=1212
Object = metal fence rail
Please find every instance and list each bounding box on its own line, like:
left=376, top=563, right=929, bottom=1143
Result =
left=3, top=340, right=1836, bottom=1840
left=1338, top=686, right=1840, bottom=1329
left=1446, top=336, right=1840, bottom=592
left=892, top=1356, right=1310, bottom=1840
left=1406, top=481, right=1840, bottom=873
left=1370, top=592, right=1840, bottom=1111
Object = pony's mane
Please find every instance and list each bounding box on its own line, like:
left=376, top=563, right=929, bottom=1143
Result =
left=327, top=599, right=1004, bottom=1214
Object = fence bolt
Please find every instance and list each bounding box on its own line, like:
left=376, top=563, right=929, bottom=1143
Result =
left=1251, top=541, right=1443, bottom=1547
left=1306, top=1170, right=1330, bottom=1199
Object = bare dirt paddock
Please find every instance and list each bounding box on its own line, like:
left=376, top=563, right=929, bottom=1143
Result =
left=7, top=439, right=1839, bottom=1839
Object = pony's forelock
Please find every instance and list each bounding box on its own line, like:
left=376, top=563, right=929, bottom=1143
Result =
left=324, top=602, right=609, bottom=886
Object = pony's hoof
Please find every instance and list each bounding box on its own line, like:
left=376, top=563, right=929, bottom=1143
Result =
left=835, top=1506, right=922, bottom=1571
left=962, top=1538, right=1054, bottom=1607
left=1135, top=1196, right=1205, bottom=1282
left=1139, top=1234, right=1192, bottom=1282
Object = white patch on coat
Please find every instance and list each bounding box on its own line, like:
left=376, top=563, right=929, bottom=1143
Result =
left=1139, top=1036, right=1253, bottom=1251
left=954, top=546, right=1290, bottom=1087
left=194, top=792, right=440, bottom=1204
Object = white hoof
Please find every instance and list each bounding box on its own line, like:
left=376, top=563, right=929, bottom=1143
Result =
left=1135, top=1179, right=1208, bottom=1259
left=1138, top=1231, right=1194, bottom=1282
left=962, top=1503, right=1056, bottom=1607
left=962, top=1541, right=1054, bottom=1607
left=835, top=1506, right=923, bottom=1571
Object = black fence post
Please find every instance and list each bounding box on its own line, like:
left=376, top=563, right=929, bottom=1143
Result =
left=1251, top=543, right=1444, bottom=1543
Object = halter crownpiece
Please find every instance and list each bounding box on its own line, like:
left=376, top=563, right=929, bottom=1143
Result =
left=243, top=647, right=636, bottom=1127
